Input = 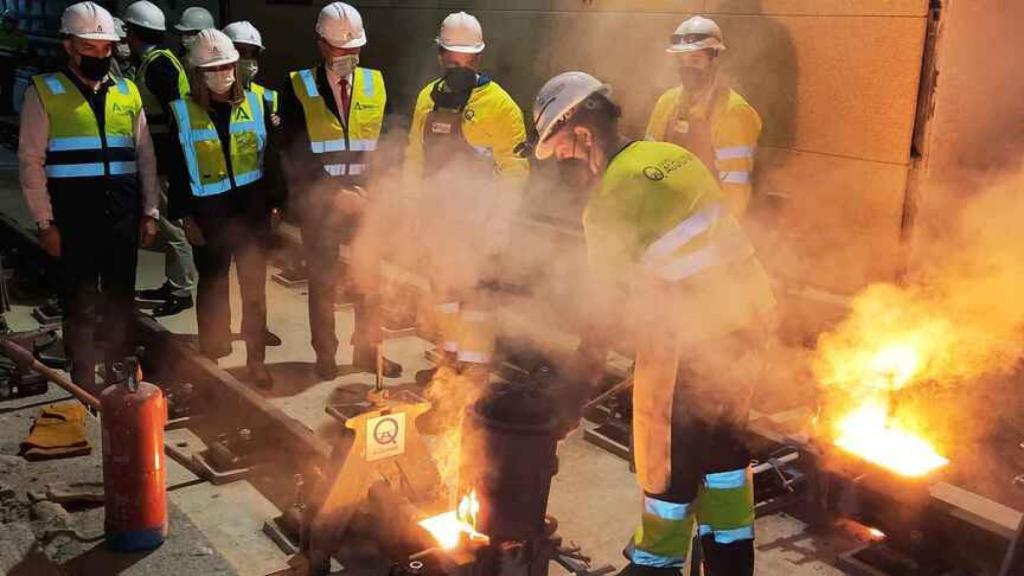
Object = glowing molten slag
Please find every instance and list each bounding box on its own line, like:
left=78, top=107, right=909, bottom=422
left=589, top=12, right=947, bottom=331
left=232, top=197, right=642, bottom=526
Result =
left=834, top=401, right=949, bottom=477
left=418, top=490, right=487, bottom=550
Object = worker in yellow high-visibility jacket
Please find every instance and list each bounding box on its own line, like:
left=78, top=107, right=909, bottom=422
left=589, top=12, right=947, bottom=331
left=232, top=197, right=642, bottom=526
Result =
left=646, top=16, right=762, bottom=218
left=405, top=11, right=529, bottom=408
left=533, top=71, right=775, bottom=576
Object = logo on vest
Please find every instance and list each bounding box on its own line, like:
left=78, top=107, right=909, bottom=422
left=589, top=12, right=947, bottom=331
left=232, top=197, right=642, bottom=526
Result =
left=643, top=156, right=689, bottom=182
left=353, top=102, right=375, bottom=111
left=234, top=106, right=251, bottom=121
left=463, top=109, right=475, bottom=121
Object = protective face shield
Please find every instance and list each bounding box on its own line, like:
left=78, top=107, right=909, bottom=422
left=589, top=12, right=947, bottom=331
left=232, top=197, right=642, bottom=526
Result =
left=327, top=54, right=358, bottom=78
left=203, top=68, right=235, bottom=94
left=239, top=58, right=258, bottom=85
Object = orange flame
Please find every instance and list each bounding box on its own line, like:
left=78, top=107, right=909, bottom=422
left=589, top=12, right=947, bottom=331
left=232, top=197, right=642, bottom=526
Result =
left=834, top=400, right=949, bottom=477
left=418, top=490, right=487, bottom=550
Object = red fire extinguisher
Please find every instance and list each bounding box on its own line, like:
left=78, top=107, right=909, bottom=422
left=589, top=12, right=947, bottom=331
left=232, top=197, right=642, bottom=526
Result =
left=101, top=352, right=168, bottom=551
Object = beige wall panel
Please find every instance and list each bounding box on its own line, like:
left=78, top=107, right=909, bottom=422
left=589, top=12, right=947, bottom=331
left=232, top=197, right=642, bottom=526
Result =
left=704, top=0, right=927, bottom=17
left=759, top=148, right=907, bottom=291
left=439, top=0, right=554, bottom=10
left=549, top=0, right=702, bottom=13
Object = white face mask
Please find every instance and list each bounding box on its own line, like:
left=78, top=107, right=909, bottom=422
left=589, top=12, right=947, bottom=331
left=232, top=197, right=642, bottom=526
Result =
left=115, top=43, right=131, bottom=61
left=328, top=54, right=358, bottom=78
left=239, top=58, right=258, bottom=85
left=203, top=69, right=235, bottom=94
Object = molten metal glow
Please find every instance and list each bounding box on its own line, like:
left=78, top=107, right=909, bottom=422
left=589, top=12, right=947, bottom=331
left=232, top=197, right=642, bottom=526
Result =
left=418, top=491, right=487, bottom=550
left=834, top=402, right=949, bottom=477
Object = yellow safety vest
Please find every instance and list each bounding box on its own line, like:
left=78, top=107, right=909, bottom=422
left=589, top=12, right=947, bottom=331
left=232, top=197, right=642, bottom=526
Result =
left=136, top=48, right=190, bottom=134
left=646, top=86, right=762, bottom=217
left=406, top=77, right=529, bottom=182
left=288, top=66, right=385, bottom=179
left=251, top=82, right=278, bottom=115
left=32, top=72, right=142, bottom=179
left=584, top=140, right=774, bottom=344
left=169, top=91, right=267, bottom=197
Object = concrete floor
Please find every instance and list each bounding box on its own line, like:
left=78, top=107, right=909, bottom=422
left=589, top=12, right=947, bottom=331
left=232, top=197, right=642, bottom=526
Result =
left=0, top=163, right=853, bottom=574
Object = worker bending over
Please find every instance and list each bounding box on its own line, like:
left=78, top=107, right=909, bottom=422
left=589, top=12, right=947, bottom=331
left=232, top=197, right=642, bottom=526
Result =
left=533, top=71, right=775, bottom=575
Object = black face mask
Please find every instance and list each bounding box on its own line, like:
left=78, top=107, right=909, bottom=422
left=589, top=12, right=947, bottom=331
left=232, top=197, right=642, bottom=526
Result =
left=78, top=54, right=112, bottom=81
left=443, top=66, right=477, bottom=93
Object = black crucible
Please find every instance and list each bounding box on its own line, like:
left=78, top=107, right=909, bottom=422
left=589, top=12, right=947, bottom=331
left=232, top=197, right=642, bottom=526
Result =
left=458, top=381, right=560, bottom=544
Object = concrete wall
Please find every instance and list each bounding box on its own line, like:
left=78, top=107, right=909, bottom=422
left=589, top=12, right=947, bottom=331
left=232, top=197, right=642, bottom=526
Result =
left=226, top=0, right=931, bottom=303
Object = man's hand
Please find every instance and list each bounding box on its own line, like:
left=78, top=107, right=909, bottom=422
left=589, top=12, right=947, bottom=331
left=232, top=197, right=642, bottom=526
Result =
left=139, top=215, right=157, bottom=248
left=182, top=216, right=205, bottom=246
left=39, top=225, right=61, bottom=259
left=336, top=186, right=368, bottom=215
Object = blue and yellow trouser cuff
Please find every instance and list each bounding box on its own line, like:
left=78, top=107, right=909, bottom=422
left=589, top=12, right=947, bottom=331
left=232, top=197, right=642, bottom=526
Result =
left=696, top=467, right=755, bottom=544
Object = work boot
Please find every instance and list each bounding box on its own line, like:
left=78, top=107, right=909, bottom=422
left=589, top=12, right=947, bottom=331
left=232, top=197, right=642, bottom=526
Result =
left=314, top=356, right=339, bottom=381
left=352, top=347, right=402, bottom=379
left=248, top=362, right=273, bottom=389
left=136, top=282, right=173, bottom=301
left=152, top=294, right=194, bottom=317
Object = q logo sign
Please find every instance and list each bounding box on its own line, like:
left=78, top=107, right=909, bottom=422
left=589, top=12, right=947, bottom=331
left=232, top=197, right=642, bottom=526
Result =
left=366, top=412, right=406, bottom=461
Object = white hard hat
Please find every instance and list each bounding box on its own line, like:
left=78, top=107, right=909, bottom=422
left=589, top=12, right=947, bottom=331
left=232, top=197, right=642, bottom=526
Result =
left=532, top=71, right=611, bottom=160
left=175, top=6, right=215, bottom=33
left=436, top=11, right=484, bottom=54
left=188, top=28, right=239, bottom=68
left=112, top=17, right=127, bottom=40
left=223, top=21, right=263, bottom=50
left=123, top=1, right=166, bottom=32
left=61, top=2, right=120, bottom=42
left=667, top=15, right=726, bottom=54
left=316, top=2, right=366, bottom=49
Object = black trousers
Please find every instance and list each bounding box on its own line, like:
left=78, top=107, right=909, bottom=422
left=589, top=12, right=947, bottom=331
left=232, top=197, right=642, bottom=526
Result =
left=300, top=209, right=381, bottom=363
left=59, top=213, right=139, bottom=390
left=192, top=206, right=268, bottom=364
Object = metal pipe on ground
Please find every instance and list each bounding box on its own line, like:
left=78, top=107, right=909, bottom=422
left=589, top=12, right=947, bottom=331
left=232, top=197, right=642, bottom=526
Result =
left=0, top=336, right=101, bottom=411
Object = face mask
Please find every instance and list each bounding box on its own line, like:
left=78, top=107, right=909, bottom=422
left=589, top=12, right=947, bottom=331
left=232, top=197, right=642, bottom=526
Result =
left=115, top=43, right=131, bottom=61
left=239, top=59, right=258, bottom=85
left=679, top=65, right=712, bottom=93
left=203, top=69, right=235, bottom=94
left=78, top=54, right=112, bottom=81
left=556, top=133, right=597, bottom=190
left=328, top=54, right=359, bottom=78
left=443, top=66, right=477, bottom=94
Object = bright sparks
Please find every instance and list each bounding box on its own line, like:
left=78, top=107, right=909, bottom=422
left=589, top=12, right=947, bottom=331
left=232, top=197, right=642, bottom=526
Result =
left=418, top=491, right=487, bottom=550
left=834, top=401, right=949, bottom=477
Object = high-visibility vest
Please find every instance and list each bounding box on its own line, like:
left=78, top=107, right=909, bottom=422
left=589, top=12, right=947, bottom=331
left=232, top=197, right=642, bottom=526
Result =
left=32, top=72, right=142, bottom=180
left=583, top=140, right=774, bottom=345
left=251, top=82, right=278, bottom=115
left=168, top=91, right=267, bottom=197
left=646, top=85, right=762, bottom=217
left=288, top=66, right=385, bottom=180
left=136, top=48, right=190, bottom=135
